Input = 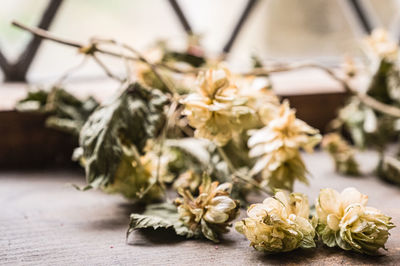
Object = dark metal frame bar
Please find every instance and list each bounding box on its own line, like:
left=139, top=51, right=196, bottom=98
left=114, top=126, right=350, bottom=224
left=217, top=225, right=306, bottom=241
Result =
left=0, top=0, right=63, bottom=82
left=222, top=0, right=259, bottom=54
left=347, top=0, right=374, bottom=34
left=1, top=0, right=380, bottom=82
left=168, top=0, right=193, bottom=35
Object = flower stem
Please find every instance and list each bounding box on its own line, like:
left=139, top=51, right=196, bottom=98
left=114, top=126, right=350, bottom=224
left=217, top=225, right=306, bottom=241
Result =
left=245, top=63, right=400, bottom=118
left=217, top=146, right=272, bottom=196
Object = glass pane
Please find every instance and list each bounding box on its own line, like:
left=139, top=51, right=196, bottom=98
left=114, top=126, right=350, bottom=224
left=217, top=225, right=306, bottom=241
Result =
left=0, top=0, right=48, bottom=60
left=29, top=0, right=185, bottom=81
left=2, top=0, right=400, bottom=81
left=230, top=0, right=361, bottom=66
left=368, top=0, right=399, bottom=29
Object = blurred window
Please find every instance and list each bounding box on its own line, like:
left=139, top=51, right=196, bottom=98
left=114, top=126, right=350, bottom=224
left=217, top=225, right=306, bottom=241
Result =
left=0, top=0, right=399, bottom=82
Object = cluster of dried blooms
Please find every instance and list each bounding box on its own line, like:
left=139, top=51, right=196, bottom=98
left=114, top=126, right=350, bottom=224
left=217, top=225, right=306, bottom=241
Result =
left=322, top=133, right=360, bottom=176
left=181, top=67, right=321, bottom=192
left=328, top=29, right=400, bottom=184
left=236, top=188, right=394, bottom=255
left=15, top=22, right=397, bottom=253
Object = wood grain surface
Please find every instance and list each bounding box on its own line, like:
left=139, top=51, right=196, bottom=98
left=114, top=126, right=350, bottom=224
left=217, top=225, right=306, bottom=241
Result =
left=1, top=151, right=399, bottom=265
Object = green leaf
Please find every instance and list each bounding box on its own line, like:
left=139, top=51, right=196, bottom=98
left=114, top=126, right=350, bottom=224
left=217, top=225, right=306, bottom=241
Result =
left=200, top=219, right=219, bottom=243
left=128, top=203, right=197, bottom=239
left=378, top=155, right=400, bottom=186
left=16, top=90, right=48, bottom=111
left=166, top=138, right=213, bottom=166
left=166, top=138, right=230, bottom=183
left=16, top=87, right=98, bottom=135
left=251, top=54, right=264, bottom=69
left=162, top=51, right=205, bottom=67
left=78, top=83, right=168, bottom=190
left=367, top=59, right=399, bottom=105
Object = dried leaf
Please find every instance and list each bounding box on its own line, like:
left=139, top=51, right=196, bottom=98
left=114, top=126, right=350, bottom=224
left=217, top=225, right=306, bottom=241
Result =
left=162, top=51, right=205, bottom=67
left=128, top=203, right=197, bottom=239
left=378, top=155, right=400, bottom=186
left=78, top=83, right=168, bottom=190
left=16, top=87, right=98, bottom=135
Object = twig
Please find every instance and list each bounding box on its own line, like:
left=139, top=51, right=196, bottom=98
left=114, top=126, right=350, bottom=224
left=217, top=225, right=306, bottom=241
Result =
left=14, top=21, right=400, bottom=118
left=117, top=41, right=176, bottom=93
left=88, top=37, right=175, bottom=91
left=12, top=21, right=82, bottom=48
left=137, top=100, right=179, bottom=199
left=90, top=38, right=133, bottom=82
left=11, top=21, right=197, bottom=87
left=92, top=54, right=124, bottom=82
left=244, top=63, right=352, bottom=93
left=246, top=63, right=400, bottom=118
left=56, top=56, right=88, bottom=84
left=217, top=146, right=272, bottom=196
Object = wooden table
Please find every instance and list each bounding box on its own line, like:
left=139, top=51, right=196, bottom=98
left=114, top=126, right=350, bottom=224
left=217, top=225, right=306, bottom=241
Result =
left=1, top=151, right=399, bottom=265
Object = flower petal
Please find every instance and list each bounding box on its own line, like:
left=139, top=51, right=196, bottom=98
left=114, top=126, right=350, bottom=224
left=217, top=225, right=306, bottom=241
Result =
left=204, top=208, right=229, bottom=224
left=210, top=196, right=236, bottom=212
left=327, top=214, right=340, bottom=231
left=340, top=187, right=368, bottom=209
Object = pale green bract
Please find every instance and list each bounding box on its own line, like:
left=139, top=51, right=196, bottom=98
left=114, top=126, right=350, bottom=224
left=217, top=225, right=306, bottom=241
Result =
left=235, top=191, right=316, bottom=253
left=248, top=101, right=321, bottom=191
left=316, top=187, right=395, bottom=254
left=174, top=174, right=239, bottom=243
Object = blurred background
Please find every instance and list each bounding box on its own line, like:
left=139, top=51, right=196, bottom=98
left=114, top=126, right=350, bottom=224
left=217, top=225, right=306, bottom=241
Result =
left=1, top=0, right=400, bottom=83
left=0, top=0, right=399, bottom=169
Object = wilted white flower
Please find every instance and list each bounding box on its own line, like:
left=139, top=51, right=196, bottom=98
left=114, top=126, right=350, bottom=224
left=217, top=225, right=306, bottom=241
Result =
left=235, top=191, right=316, bottom=253
left=181, top=68, right=254, bottom=146
left=237, top=76, right=280, bottom=125
left=365, top=28, right=398, bottom=61
left=342, top=56, right=357, bottom=78
left=322, top=133, right=360, bottom=176
left=173, top=170, right=201, bottom=192
left=248, top=101, right=321, bottom=190
left=316, top=187, right=395, bottom=254
left=174, top=174, right=239, bottom=242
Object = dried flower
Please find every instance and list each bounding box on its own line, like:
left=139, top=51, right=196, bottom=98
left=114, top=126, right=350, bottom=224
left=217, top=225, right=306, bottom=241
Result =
left=181, top=68, right=254, bottom=146
left=104, top=148, right=163, bottom=201
left=248, top=100, right=321, bottom=190
left=174, top=174, right=239, bottom=242
left=365, top=28, right=398, bottom=61
left=316, top=187, right=395, bottom=254
left=173, top=170, right=201, bottom=193
left=237, top=76, right=280, bottom=125
left=322, top=133, right=360, bottom=176
left=235, top=191, right=316, bottom=253
left=343, top=56, right=357, bottom=78
left=104, top=140, right=174, bottom=200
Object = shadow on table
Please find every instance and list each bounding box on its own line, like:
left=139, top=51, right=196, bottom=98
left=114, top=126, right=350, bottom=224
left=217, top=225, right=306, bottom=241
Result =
left=80, top=202, right=146, bottom=231
left=256, top=245, right=390, bottom=265
left=118, top=202, right=147, bottom=216
left=127, top=228, right=186, bottom=246
left=126, top=227, right=237, bottom=247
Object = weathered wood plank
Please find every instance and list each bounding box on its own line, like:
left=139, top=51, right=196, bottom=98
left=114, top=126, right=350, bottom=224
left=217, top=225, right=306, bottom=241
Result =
left=1, top=151, right=399, bottom=265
